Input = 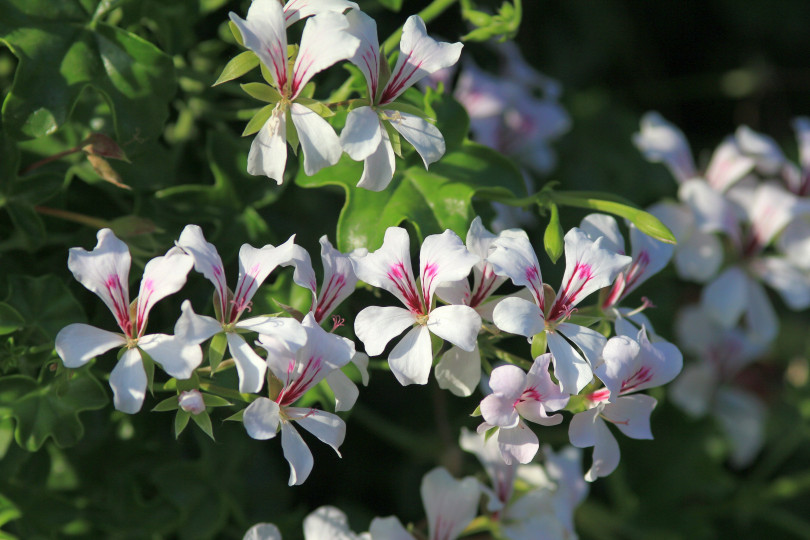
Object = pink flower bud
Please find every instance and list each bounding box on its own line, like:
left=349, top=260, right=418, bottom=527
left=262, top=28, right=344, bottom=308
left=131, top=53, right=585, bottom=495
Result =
left=178, top=390, right=205, bottom=415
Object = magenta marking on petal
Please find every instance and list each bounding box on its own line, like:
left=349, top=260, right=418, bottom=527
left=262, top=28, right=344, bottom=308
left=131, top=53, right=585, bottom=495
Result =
left=420, top=262, right=439, bottom=305
left=105, top=274, right=132, bottom=337
left=469, top=264, right=498, bottom=308
left=587, top=387, right=611, bottom=403
left=313, top=273, right=347, bottom=323
left=230, top=263, right=261, bottom=323
left=291, top=53, right=316, bottom=98
left=620, top=365, right=653, bottom=394
left=549, top=262, right=593, bottom=320
left=524, top=265, right=544, bottom=310
left=135, top=278, right=156, bottom=336
left=387, top=261, right=424, bottom=314
left=360, top=49, right=379, bottom=98
left=276, top=355, right=324, bottom=406
left=266, top=44, right=288, bottom=94
left=379, top=52, right=424, bottom=105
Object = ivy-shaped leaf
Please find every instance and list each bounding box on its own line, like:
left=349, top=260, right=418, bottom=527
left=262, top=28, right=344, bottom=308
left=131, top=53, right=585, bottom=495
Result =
left=0, top=370, right=108, bottom=451
left=0, top=0, right=176, bottom=141
left=5, top=274, right=86, bottom=343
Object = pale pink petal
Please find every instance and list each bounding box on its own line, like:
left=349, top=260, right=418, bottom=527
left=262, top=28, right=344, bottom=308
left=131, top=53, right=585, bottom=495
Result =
left=435, top=345, right=480, bottom=397
left=138, top=333, right=202, bottom=380
left=704, top=137, right=756, bottom=192
left=232, top=235, right=297, bottom=321
left=487, top=231, right=544, bottom=306
left=620, top=223, right=675, bottom=297
left=284, top=0, right=357, bottom=27
left=387, top=110, right=445, bottom=168
left=426, top=305, right=481, bottom=352
left=594, top=335, right=640, bottom=400
left=291, top=12, right=360, bottom=98
left=55, top=323, right=126, bottom=368
left=340, top=107, right=383, bottom=161
left=625, top=327, right=682, bottom=392
left=176, top=225, right=230, bottom=317
left=546, top=331, right=593, bottom=395
left=356, top=129, right=396, bottom=191
left=229, top=0, right=288, bottom=90
left=135, top=248, right=193, bottom=336
left=520, top=353, right=569, bottom=417
left=379, top=16, right=462, bottom=105
left=343, top=10, right=380, bottom=98
left=602, top=394, right=656, bottom=440
left=352, top=227, right=421, bottom=311
left=247, top=105, right=287, bottom=184
left=178, top=390, right=205, bottom=415
left=291, top=102, right=343, bottom=175
left=243, top=397, right=281, bottom=440
left=735, top=125, right=785, bottom=176
left=290, top=408, right=345, bottom=455
left=701, top=266, right=749, bottom=329
left=67, top=228, right=132, bottom=334
left=492, top=296, right=545, bottom=338
left=497, top=421, right=540, bottom=465
left=579, top=213, right=625, bottom=254
left=354, top=305, right=415, bottom=356
left=459, top=427, right=516, bottom=506
left=778, top=218, right=810, bottom=271
left=313, top=235, right=358, bottom=322
left=632, top=111, right=696, bottom=183
left=326, top=369, right=359, bottom=412
left=388, top=325, right=433, bottom=386
left=481, top=391, right=520, bottom=429
left=280, top=421, right=314, bottom=485
left=678, top=179, right=739, bottom=239
left=109, top=348, right=147, bottom=414
left=420, top=229, right=479, bottom=306
left=747, top=182, right=805, bottom=250
left=302, top=506, right=358, bottom=540
left=421, top=467, right=480, bottom=540
left=227, top=332, right=268, bottom=393
left=243, top=523, right=282, bottom=540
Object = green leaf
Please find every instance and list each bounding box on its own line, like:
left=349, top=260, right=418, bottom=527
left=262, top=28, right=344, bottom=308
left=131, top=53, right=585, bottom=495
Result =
left=5, top=274, right=86, bottom=343
left=0, top=493, right=21, bottom=529
left=378, top=0, right=403, bottom=11
left=213, top=50, right=259, bottom=86
left=0, top=5, right=176, bottom=141
left=152, top=395, right=180, bottom=412
left=5, top=202, right=45, bottom=251
left=201, top=394, right=231, bottom=408
left=530, top=331, right=547, bottom=360
left=190, top=411, right=215, bottom=440
left=240, top=82, right=282, bottom=103
left=208, top=333, right=227, bottom=373
left=242, top=104, right=275, bottom=137
left=0, top=371, right=108, bottom=451
left=295, top=97, right=334, bottom=118
left=550, top=191, right=677, bottom=244
left=382, top=101, right=430, bottom=119
left=285, top=107, right=299, bottom=155
left=543, top=202, right=564, bottom=263
left=0, top=303, right=24, bottom=336
left=174, top=410, right=190, bottom=438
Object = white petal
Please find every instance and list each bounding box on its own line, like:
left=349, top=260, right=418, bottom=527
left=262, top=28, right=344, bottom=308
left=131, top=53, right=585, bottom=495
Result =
left=704, top=137, right=756, bottom=191
left=674, top=229, right=724, bottom=282
left=579, top=213, right=625, bottom=254
left=243, top=523, right=282, bottom=540
left=176, top=225, right=230, bottom=317
left=243, top=397, right=281, bottom=440
left=419, top=229, right=479, bottom=305
left=421, top=467, right=480, bottom=540
left=714, top=387, right=766, bottom=467
left=280, top=421, right=313, bottom=485
left=435, top=345, right=481, bottom=397
left=700, top=266, right=749, bottom=328
left=291, top=102, right=343, bottom=175
left=753, top=256, right=810, bottom=310
left=109, top=348, right=147, bottom=414
left=557, top=322, right=607, bottom=368
left=356, top=129, right=396, bottom=191
left=284, top=0, right=357, bottom=26
left=492, top=296, right=545, bottom=338
left=744, top=279, right=779, bottom=345
left=354, top=305, right=415, bottom=356
left=632, top=328, right=683, bottom=391
left=229, top=0, right=288, bottom=90
left=352, top=227, right=420, bottom=308
left=352, top=352, right=370, bottom=386
left=669, top=363, right=716, bottom=417
left=291, top=12, right=360, bottom=98
left=632, top=111, right=696, bottom=183
left=134, top=249, right=193, bottom=335
left=292, top=408, right=346, bottom=455
left=173, top=302, right=221, bottom=346
left=569, top=408, right=620, bottom=481
left=379, top=16, right=462, bottom=104
left=247, top=106, right=288, bottom=183
left=369, top=517, right=412, bottom=540
left=546, top=331, right=593, bottom=395
left=602, top=394, right=656, bottom=440
left=234, top=235, right=297, bottom=314
left=434, top=279, right=470, bottom=307
left=138, top=333, right=203, bottom=380
left=735, top=125, right=785, bottom=176
left=487, top=231, right=544, bottom=306
left=497, top=422, right=540, bottom=465
left=326, top=369, right=359, bottom=412
left=284, top=244, right=318, bottom=300
left=313, top=235, right=358, bottom=323
left=55, top=324, right=126, bottom=368
left=340, top=107, right=383, bottom=161
left=678, top=179, right=739, bottom=238
left=237, top=315, right=307, bottom=350
left=387, top=111, right=445, bottom=168
left=622, top=223, right=675, bottom=296
left=227, top=332, right=268, bottom=394
left=303, top=505, right=358, bottom=540
left=388, top=325, right=433, bottom=386
left=594, top=335, right=640, bottom=400
left=778, top=218, right=810, bottom=271
left=67, top=228, right=132, bottom=332
left=343, top=9, right=380, bottom=97
left=427, top=304, right=481, bottom=352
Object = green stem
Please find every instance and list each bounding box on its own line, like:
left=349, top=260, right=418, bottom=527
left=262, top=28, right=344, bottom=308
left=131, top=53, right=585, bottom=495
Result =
left=381, top=0, right=460, bottom=54
left=34, top=206, right=110, bottom=230
left=198, top=381, right=255, bottom=403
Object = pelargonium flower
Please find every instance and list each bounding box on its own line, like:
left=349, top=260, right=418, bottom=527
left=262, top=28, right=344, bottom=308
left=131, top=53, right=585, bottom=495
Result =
left=490, top=228, right=631, bottom=394
left=55, top=229, right=200, bottom=414
left=352, top=227, right=482, bottom=386
left=230, top=0, right=360, bottom=182
left=243, top=313, right=354, bottom=485
left=174, top=225, right=305, bottom=394
left=340, top=12, right=462, bottom=190
left=478, top=354, right=569, bottom=464
left=282, top=0, right=358, bottom=27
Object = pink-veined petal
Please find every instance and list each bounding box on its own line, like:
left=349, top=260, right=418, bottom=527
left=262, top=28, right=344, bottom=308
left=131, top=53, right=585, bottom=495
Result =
left=388, top=325, right=433, bottom=386
left=602, top=394, right=656, bottom=440
left=247, top=105, right=288, bottom=183
left=747, top=182, right=805, bottom=251
left=244, top=397, right=281, bottom=440
left=291, top=12, right=360, bottom=98
left=135, top=248, right=193, bottom=336
left=256, top=333, right=297, bottom=383
left=704, top=137, right=756, bottom=192
left=356, top=128, right=396, bottom=191
left=229, top=0, right=288, bottom=90
left=594, top=335, right=640, bottom=400
left=109, top=348, right=147, bottom=414
left=520, top=353, right=570, bottom=418
left=497, top=421, right=540, bottom=465
left=227, top=332, right=268, bottom=394
left=340, top=107, right=383, bottom=161
left=487, top=231, right=544, bottom=307
left=343, top=9, right=380, bottom=98
left=386, top=110, right=445, bottom=168
left=621, top=329, right=682, bottom=393
left=55, top=323, right=126, bottom=368
left=379, top=16, right=462, bottom=105
left=354, top=305, right=415, bottom=356
left=243, top=523, right=282, bottom=540
left=138, top=333, right=202, bottom=380
left=419, top=229, right=479, bottom=306
left=232, top=235, right=297, bottom=321
left=284, top=0, right=357, bottom=27
left=632, top=111, right=696, bottom=183
left=280, top=421, right=313, bottom=485
left=492, top=296, right=545, bottom=338
left=546, top=330, right=593, bottom=395
left=291, top=408, right=346, bottom=455
left=621, top=223, right=675, bottom=297
left=290, top=102, right=343, bottom=175
left=176, top=225, right=230, bottom=318
left=352, top=227, right=422, bottom=311
left=421, top=467, right=480, bottom=540
left=312, top=236, right=358, bottom=323
left=67, top=228, right=132, bottom=335
left=435, top=345, right=481, bottom=397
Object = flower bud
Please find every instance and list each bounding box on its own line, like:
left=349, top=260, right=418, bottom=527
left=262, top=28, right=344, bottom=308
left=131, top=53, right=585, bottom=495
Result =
left=178, top=390, right=205, bottom=415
